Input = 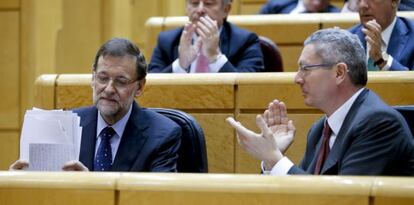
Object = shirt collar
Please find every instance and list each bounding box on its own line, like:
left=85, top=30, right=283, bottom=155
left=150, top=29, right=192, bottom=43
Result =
left=290, top=0, right=306, bottom=14
left=326, top=88, right=364, bottom=136
left=96, top=104, right=133, bottom=139
left=381, top=16, right=397, bottom=48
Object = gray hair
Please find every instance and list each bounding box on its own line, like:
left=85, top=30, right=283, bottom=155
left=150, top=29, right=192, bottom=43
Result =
left=304, top=28, right=367, bottom=86
left=93, top=38, right=147, bottom=81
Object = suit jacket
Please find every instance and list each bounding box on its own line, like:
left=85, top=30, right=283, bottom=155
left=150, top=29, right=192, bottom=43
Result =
left=73, top=102, right=181, bottom=172
left=349, top=17, right=414, bottom=71
left=260, top=0, right=340, bottom=14
left=148, top=21, right=264, bottom=73
left=289, top=89, right=414, bottom=176
left=399, top=0, right=414, bottom=11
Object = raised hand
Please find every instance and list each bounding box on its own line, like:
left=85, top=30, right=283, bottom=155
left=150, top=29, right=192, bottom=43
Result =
left=362, top=19, right=383, bottom=62
left=196, top=16, right=221, bottom=62
left=263, top=100, right=295, bottom=154
left=178, top=22, right=202, bottom=68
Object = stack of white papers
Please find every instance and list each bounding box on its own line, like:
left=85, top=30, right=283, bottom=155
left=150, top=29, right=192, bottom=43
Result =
left=20, top=108, right=82, bottom=171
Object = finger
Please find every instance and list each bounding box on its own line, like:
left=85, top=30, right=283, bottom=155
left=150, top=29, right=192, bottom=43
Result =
left=196, top=23, right=210, bottom=40
left=279, top=101, right=289, bottom=125
left=271, top=100, right=281, bottom=124
left=287, top=120, right=296, bottom=136
left=227, top=117, right=257, bottom=139
left=263, top=109, right=272, bottom=126
left=256, top=115, right=272, bottom=139
left=199, top=16, right=217, bottom=31
left=9, top=160, right=29, bottom=170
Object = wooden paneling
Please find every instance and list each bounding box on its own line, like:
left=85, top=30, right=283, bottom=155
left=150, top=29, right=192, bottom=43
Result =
left=193, top=114, right=234, bottom=173
left=56, top=0, right=102, bottom=73
left=0, top=0, right=19, bottom=9
left=0, top=12, right=19, bottom=129
left=0, top=132, right=19, bottom=170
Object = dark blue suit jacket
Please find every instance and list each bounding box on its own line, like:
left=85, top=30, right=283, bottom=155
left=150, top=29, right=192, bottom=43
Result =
left=260, top=0, right=340, bottom=14
left=73, top=102, right=181, bottom=172
left=349, top=17, right=414, bottom=71
left=148, top=21, right=264, bottom=73
left=289, top=89, right=414, bottom=176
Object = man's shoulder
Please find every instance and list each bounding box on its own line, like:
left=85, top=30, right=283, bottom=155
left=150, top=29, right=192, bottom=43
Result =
left=137, top=108, right=181, bottom=132
left=72, top=106, right=96, bottom=116
left=349, top=23, right=363, bottom=33
left=225, top=21, right=259, bottom=39
left=158, top=27, right=184, bottom=41
left=396, top=16, right=414, bottom=32
left=261, top=0, right=297, bottom=14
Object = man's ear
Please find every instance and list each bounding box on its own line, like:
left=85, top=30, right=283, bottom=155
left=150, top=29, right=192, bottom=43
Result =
left=135, top=79, right=146, bottom=97
left=224, top=3, right=231, bottom=15
left=335, top=62, right=348, bottom=85
left=391, top=0, right=399, bottom=9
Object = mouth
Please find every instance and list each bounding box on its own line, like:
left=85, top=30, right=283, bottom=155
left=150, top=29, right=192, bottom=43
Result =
left=99, top=97, right=118, bottom=105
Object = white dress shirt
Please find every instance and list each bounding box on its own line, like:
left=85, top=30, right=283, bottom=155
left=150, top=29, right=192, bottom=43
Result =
left=95, top=104, right=132, bottom=161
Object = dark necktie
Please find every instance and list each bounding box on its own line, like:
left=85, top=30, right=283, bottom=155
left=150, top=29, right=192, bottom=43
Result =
left=94, top=127, right=115, bottom=171
left=314, top=120, right=332, bottom=175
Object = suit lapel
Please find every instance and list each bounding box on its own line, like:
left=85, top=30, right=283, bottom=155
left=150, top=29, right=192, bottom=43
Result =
left=321, top=89, right=369, bottom=174
left=111, top=102, right=150, bottom=171
left=78, top=107, right=98, bottom=170
left=219, top=22, right=230, bottom=58
left=387, top=18, right=408, bottom=62
left=355, top=25, right=367, bottom=50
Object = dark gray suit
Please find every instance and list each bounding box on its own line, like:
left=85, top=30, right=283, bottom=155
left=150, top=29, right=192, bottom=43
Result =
left=74, top=102, right=181, bottom=172
left=289, top=89, right=414, bottom=176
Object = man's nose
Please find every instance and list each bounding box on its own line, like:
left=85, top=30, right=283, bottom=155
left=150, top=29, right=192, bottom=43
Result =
left=294, top=72, right=303, bottom=85
left=103, top=80, right=116, bottom=93
left=196, top=1, right=205, bottom=12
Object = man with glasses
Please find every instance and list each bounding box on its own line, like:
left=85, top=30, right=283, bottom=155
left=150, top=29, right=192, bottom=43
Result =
left=148, top=0, right=264, bottom=73
left=349, top=0, right=414, bottom=70
left=11, top=38, right=181, bottom=172
left=227, top=28, right=414, bottom=175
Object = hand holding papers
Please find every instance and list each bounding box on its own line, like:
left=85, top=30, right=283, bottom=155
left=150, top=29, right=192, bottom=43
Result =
left=18, top=108, right=82, bottom=171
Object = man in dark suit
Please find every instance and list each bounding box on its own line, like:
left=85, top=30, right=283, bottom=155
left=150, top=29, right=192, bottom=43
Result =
left=149, top=0, right=264, bottom=73
left=260, top=0, right=340, bottom=14
left=227, top=28, right=414, bottom=176
left=11, top=38, right=181, bottom=172
left=349, top=0, right=414, bottom=70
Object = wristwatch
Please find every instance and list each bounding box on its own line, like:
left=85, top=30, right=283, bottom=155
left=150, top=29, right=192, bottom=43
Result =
left=374, top=52, right=389, bottom=68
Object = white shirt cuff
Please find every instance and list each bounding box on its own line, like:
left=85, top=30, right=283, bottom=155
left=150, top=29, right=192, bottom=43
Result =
left=380, top=55, right=393, bottom=71
left=261, top=156, right=294, bottom=176
left=209, top=54, right=228, bottom=73
left=172, top=59, right=188, bottom=73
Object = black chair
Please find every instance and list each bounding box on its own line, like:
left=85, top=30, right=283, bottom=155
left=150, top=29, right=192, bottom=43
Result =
left=394, top=106, right=414, bottom=137
left=149, top=108, right=208, bottom=173
left=259, top=36, right=284, bottom=72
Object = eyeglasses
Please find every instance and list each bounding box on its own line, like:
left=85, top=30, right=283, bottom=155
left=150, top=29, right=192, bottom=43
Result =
left=298, top=63, right=337, bottom=73
left=94, top=73, right=137, bottom=89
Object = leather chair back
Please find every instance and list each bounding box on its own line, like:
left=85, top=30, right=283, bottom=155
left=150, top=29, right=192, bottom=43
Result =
left=259, top=36, right=284, bottom=72
left=150, top=108, right=208, bottom=172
